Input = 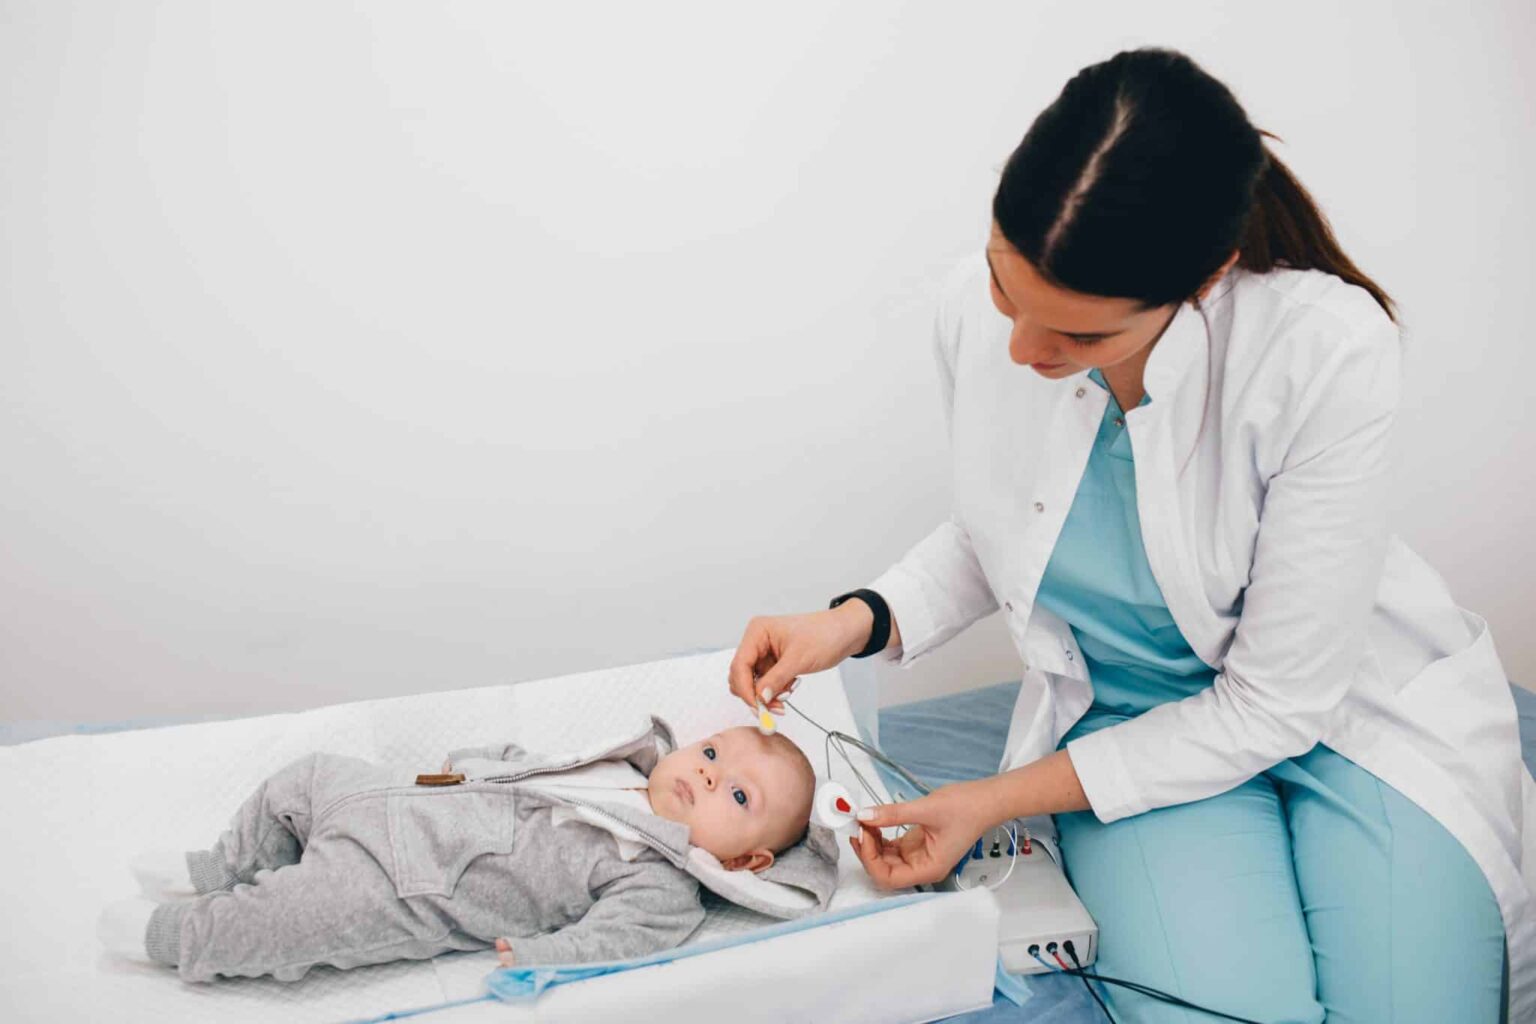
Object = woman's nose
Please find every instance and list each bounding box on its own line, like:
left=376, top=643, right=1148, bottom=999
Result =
left=1008, top=321, right=1058, bottom=366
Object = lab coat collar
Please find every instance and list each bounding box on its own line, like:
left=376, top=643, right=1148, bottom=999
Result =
left=1140, top=296, right=1209, bottom=406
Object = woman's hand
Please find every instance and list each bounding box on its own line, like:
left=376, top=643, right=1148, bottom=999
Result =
left=495, top=937, right=515, bottom=967
left=727, top=605, right=873, bottom=713
left=847, top=781, right=993, bottom=890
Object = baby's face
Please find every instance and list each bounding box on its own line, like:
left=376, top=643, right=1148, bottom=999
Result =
left=647, top=727, right=812, bottom=872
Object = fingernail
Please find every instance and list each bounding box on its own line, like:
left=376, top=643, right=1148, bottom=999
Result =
left=856, top=808, right=874, bottom=821
left=761, top=688, right=773, bottom=702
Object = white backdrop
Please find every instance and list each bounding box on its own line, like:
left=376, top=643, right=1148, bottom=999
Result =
left=3, top=1, right=1532, bottom=723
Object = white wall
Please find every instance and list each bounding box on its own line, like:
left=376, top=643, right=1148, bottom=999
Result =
left=3, top=1, right=1532, bottom=723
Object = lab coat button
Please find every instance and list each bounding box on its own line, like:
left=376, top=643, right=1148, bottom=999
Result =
left=1114, top=417, right=1124, bottom=428
left=1075, top=387, right=1086, bottom=398
left=1033, top=501, right=1045, bottom=513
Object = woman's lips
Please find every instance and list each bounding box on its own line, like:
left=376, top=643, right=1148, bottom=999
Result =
left=1031, top=362, right=1065, bottom=371
left=675, top=778, right=694, bottom=805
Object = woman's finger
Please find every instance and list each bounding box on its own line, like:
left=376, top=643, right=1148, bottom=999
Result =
left=850, top=825, right=898, bottom=889
left=728, top=625, right=769, bottom=707
left=756, top=662, right=801, bottom=703
left=766, top=678, right=798, bottom=713
left=859, top=822, right=930, bottom=890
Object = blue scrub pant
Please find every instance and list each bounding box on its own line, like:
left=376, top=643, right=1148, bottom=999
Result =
left=1056, top=710, right=1506, bottom=1023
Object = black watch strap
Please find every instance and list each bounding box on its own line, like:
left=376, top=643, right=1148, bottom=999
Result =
left=829, top=588, right=891, bottom=659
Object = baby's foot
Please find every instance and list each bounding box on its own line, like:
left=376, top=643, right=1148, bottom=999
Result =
left=96, top=897, right=157, bottom=963
left=130, top=850, right=197, bottom=901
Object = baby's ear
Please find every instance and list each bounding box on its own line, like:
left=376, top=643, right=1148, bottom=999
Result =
left=719, top=849, right=776, bottom=873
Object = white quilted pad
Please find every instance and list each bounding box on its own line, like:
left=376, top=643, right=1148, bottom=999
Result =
left=0, top=648, right=976, bottom=1022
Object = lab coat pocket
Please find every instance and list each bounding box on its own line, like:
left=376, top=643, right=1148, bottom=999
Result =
left=1388, top=611, right=1521, bottom=812
left=1390, top=610, right=1504, bottom=719
left=386, top=787, right=518, bottom=898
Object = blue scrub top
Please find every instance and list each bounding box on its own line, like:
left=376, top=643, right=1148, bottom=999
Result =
left=1034, top=369, right=1216, bottom=719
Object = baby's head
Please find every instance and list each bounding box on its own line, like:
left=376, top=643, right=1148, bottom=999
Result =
left=646, top=726, right=815, bottom=873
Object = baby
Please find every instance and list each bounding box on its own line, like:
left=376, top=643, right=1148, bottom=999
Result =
left=97, top=716, right=835, bottom=983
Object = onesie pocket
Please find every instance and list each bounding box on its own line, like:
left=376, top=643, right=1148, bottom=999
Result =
left=385, top=787, right=517, bottom=898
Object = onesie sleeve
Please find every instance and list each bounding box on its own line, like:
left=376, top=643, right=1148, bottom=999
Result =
left=503, top=853, right=705, bottom=966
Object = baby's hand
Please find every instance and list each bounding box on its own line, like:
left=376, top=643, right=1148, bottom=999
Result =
left=442, top=758, right=453, bottom=773
left=495, top=937, right=515, bottom=967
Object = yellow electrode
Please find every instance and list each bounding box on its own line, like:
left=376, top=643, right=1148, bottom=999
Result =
left=756, top=702, right=778, bottom=735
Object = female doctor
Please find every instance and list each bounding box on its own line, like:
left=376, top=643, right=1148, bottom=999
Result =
left=728, top=49, right=1532, bottom=1022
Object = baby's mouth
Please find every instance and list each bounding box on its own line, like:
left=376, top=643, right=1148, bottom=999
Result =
left=675, top=778, right=694, bottom=806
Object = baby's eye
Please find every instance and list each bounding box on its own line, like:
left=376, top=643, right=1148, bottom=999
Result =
left=732, top=787, right=747, bottom=807
left=703, top=746, right=716, bottom=760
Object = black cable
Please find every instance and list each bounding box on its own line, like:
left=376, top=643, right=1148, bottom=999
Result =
left=1063, top=942, right=1113, bottom=1022
left=1059, top=971, right=1265, bottom=1024
left=1041, top=941, right=1267, bottom=1024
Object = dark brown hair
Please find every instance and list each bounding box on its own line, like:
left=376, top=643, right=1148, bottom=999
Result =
left=993, top=47, right=1396, bottom=322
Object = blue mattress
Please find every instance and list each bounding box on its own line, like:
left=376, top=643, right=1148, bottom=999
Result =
left=881, top=680, right=1536, bottom=1023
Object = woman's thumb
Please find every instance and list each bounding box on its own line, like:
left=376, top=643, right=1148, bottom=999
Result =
left=855, top=798, right=917, bottom=829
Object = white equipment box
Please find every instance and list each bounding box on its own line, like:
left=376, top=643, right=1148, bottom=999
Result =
left=933, top=826, right=1098, bottom=975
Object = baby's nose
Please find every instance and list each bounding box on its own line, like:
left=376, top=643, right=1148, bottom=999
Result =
left=694, top=765, right=715, bottom=789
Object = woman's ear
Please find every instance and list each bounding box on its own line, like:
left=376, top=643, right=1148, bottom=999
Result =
left=1195, top=249, right=1241, bottom=302
left=719, top=849, right=776, bottom=873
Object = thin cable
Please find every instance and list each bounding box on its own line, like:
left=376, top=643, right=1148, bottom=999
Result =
left=1057, top=969, right=1267, bottom=1024
left=781, top=697, right=929, bottom=837
left=1066, top=943, right=1113, bottom=1023
left=950, top=821, right=1022, bottom=892
left=806, top=703, right=1024, bottom=893
left=781, top=696, right=1031, bottom=892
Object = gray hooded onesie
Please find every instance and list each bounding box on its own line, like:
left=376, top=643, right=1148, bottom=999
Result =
left=144, top=716, right=840, bottom=983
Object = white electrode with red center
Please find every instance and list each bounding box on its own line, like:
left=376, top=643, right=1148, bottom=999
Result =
left=812, top=780, right=861, bottom=833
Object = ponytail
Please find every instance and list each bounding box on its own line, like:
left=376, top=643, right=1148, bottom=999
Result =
left=1241, top=132, right=1397, bottom=322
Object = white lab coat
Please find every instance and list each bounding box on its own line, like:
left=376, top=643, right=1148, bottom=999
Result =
left=867, top=251, right=1536, bottom=1016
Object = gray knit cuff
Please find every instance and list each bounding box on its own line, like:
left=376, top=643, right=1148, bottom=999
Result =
left=186, top=848, right=236, bottom=894
left=145, top=903, right=184, bottom=966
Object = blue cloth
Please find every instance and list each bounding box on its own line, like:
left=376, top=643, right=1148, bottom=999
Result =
left=482, top=891, right=964, bottom=1003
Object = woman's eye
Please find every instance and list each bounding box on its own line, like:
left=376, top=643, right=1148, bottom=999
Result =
left=703, top=746, right=716, bottom=760
left=733, top=788, right=747, bottom=807
left=1065, top=334, right=1105, bottom=346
